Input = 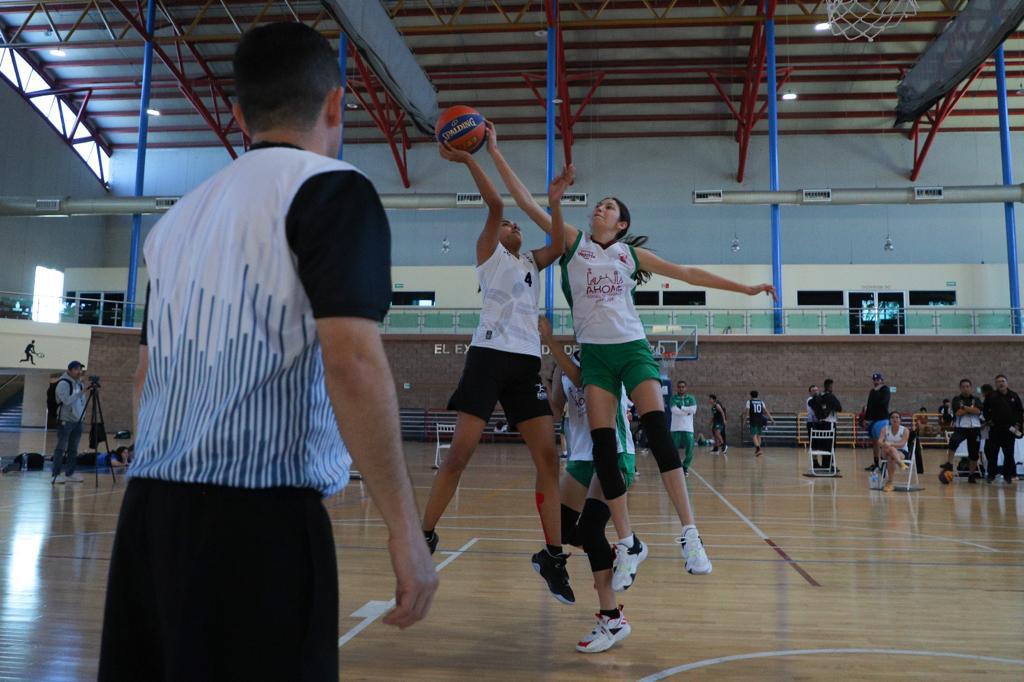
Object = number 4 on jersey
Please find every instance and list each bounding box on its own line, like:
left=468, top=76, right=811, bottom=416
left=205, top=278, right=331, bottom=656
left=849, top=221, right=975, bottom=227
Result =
left=524, top=272, right=533, bottom=286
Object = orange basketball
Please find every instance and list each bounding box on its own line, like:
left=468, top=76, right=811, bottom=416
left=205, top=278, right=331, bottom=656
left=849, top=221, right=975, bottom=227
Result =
left=939, top=469, right=954, bottom=485
left=435, top=105, right=487, bottom=153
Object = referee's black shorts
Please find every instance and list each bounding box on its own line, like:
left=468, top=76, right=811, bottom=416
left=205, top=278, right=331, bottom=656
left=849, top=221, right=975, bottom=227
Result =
left=99, top=478, right=338, bottom=681
left=448, top=346, right=552, bottom=428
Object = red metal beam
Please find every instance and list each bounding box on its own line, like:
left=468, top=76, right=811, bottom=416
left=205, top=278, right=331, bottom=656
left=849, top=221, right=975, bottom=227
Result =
left=106, top=0, right=237, bottom=156
left=909, top=62, right=986, bottom=180
left=345, top=42, right=410, bottom=187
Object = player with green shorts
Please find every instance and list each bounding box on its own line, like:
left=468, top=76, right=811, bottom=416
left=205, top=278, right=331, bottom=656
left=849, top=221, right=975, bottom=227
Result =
left=541, top=319, right=644, bottom=653
left=490, top=120, right=775, bottom=584
left=670, top=380, right=698, bottom=474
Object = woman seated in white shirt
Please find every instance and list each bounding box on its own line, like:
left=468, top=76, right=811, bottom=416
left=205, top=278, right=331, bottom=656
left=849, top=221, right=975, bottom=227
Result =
left=880, top=411, right=910, bottom=492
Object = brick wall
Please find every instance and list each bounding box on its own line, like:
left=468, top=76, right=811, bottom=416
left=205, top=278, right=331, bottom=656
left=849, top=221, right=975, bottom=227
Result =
left=383, top=335, right=1024, bottom=442
left=88, top=328, right=1024, bottom=443
left=87, top=327, right=141, bottom=433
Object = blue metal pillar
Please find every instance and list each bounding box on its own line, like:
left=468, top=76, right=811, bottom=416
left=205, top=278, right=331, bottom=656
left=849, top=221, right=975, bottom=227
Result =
left=765, top=6, right=784, bottom=334
left=125, top=0, right=156, bottom=327
left=337, top=32, right=347, bottom=161
left=544, top=6, right=557, bottom=322
left=995, top=45, right=1022, bottom=334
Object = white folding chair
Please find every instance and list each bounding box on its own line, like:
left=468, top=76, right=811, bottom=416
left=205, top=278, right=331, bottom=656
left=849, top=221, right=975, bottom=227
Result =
left=806, top=427, right=839, bottom=477
left=434, top=423, right=455, bottom=469
left=878, top=434, right=922, bottom=491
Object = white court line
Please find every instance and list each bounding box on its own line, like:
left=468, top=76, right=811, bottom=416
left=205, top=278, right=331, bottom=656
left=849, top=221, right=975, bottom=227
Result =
left=690, top=471, right=769, bottom=540
left=638, top=648, right=1024, bottom=680
left=337, top=537, right=478, bottom=649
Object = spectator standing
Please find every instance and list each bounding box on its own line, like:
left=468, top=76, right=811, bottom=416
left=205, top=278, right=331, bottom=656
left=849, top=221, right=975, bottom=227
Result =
left=982, top=374, right=1023, bottom=484
left=863, top=372, right=891, bottom=472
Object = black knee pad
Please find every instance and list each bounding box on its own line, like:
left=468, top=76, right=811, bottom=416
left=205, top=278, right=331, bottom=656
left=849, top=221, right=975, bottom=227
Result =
left=561, top=504, right=581, bottom=547
left=578, top=498, right=614, bottom=573
left=590, top=428, right=627, bottom=500
left=640, top=410, right=682, bottom=473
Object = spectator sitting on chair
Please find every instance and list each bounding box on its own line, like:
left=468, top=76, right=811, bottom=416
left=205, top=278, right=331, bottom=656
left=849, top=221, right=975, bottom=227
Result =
left=879, top=411, right=910, bottom=492
left=51, top=361, right=93, bottom=484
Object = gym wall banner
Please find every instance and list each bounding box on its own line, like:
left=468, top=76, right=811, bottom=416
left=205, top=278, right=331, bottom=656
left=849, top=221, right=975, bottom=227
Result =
left=0, top=319, right=92, bottom=372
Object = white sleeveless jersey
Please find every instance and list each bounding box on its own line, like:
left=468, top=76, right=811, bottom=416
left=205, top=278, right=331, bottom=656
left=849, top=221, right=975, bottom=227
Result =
left=559, top=232, right=646, bottom=344
left=562, top=373, right=635, bottom=461
left=471, top=245, right=541, bottom=357
left=884, top=425, right=908, bottom=450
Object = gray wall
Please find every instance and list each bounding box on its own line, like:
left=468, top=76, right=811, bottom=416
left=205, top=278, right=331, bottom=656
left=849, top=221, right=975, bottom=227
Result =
left=108, top=130, right=1024, bottom=269
left=0, top=83, right=110, bottom=293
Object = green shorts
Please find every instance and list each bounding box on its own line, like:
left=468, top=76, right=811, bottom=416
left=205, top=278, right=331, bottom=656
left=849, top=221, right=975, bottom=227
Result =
left=750, top=424, right=764, bottom=436
left=580, top=340, right=660, bottom=396
left=566, top=453, right=636, bottom=490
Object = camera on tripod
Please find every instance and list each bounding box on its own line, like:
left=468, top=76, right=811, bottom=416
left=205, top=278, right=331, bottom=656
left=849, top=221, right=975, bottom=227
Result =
left=88, top=375, right=101, bottom=389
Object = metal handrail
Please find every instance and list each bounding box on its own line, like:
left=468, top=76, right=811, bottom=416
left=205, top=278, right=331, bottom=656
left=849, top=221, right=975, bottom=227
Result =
left=379, top=306, right=1023, bottom=336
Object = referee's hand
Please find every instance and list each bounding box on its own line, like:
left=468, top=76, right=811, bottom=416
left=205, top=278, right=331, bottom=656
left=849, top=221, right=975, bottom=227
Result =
left=383, top=534, right=439, bottom=629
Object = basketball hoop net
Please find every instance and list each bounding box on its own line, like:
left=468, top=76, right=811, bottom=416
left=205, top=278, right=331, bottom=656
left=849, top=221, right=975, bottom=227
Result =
left=826, top=0, right=919, bottom=42
left=657, top=350, right=677, bottom=378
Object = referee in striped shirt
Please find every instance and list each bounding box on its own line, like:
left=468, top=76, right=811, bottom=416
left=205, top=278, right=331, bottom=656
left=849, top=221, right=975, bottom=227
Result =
left=99, top=23, right=436, bottom=680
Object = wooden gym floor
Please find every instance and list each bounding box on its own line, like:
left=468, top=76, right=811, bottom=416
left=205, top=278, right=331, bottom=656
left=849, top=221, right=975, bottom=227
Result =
left=1, top=430, right=1022, bottom=680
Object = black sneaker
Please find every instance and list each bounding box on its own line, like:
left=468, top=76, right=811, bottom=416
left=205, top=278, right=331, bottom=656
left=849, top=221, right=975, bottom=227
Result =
left=531, top=549, right=575, bottom=605
left=968, top=473, right=980, bottom=484
left=940, top=462, right=953, bottom=472
left=865, top=464, right=878, bottom=472
left=711, top=448, right=719, bottom=454
left=986, top=475, right=996, bottom=484
left=425, top=531, right=439, bottom=555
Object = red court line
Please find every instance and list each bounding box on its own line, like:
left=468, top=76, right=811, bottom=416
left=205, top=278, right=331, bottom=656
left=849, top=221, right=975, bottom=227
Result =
left=765, top=538, right=821, bottom=587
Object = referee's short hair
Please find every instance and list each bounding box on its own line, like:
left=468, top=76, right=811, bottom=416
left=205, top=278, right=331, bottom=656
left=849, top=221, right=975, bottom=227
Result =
left=233, top=22, right=341, bottom=133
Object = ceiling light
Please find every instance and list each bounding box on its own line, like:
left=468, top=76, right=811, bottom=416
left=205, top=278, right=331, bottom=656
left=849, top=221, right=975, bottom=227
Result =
left=814, top=22, right=831, bottom=31
left=552, top=98, right=563, bottom=104
left=781, top=91, right=798, bottom=101
left=146, top=108, right=161, bottom=116
left=730, top=235, right=741, bottom=253
left=49, top=48, right=67, bottom=57
left=883, top=235, right=895, bottom=252
left=345, top=102, right=359, bottom=110
left=534, top=29, right=547, bottom=37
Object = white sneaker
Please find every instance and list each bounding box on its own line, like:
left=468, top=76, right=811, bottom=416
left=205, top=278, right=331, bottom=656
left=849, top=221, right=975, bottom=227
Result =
left=52, top=474, right=66, bottom=484
left=679, top=528, right=712, bottom=575
left=65, top=474, right=84, bottom=483
left=576, top=610, right=631, bottom=653
left=611, top=538, right=649, bottom=592
left=721, top=445, right=729, bottom=455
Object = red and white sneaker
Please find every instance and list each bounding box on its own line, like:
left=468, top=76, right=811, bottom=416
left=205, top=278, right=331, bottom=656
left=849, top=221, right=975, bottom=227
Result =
left=576, top=608, right=631, bottom=653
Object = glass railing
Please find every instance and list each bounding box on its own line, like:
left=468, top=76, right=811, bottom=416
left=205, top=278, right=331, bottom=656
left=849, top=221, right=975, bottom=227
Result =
left=0, top=291, right=145, bottom=328
left=1, top=294, right=1019, bottom=336
left=379, top=307, right=1023, bottom=336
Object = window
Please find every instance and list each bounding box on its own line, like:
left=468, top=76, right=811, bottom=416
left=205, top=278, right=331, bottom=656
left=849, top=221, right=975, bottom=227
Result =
left=909, top=290, right=956, bottom=307
left=391, top=291, right=435, bottom=307
left=662, top=291, right=706, bottom=306
left=633, top=291, right=659, bottom=306
left=32, top=266, right=64, bottom=323
left=0, top=45, right=109, bottom=183
left=797, top=290, right=844, bottom=306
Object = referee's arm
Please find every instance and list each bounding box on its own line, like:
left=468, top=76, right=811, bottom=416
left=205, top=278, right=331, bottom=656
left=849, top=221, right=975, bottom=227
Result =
left=290, top=171, right=437, bottom=629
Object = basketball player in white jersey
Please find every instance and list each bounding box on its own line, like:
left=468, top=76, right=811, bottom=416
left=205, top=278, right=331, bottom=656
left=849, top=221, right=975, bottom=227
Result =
left=487, top=122, right=775, bottom=575
left=421, top=141, right=577, bottom=604
left=541, top=318, right=644, bottom=652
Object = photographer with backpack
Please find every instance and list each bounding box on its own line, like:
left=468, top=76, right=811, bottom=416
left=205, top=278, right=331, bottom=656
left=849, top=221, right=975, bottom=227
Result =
left=48, top=361, right=93, bottom=484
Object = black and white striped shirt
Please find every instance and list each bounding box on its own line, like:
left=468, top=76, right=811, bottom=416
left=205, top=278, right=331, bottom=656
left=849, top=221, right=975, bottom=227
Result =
left=131, top=143, right=390, bottom=495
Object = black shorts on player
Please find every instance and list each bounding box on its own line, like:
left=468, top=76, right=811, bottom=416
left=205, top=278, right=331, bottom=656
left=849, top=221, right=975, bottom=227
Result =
left=947, top=427, right=981, bottom=460
left=448, top=346, right=552, bottom=427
